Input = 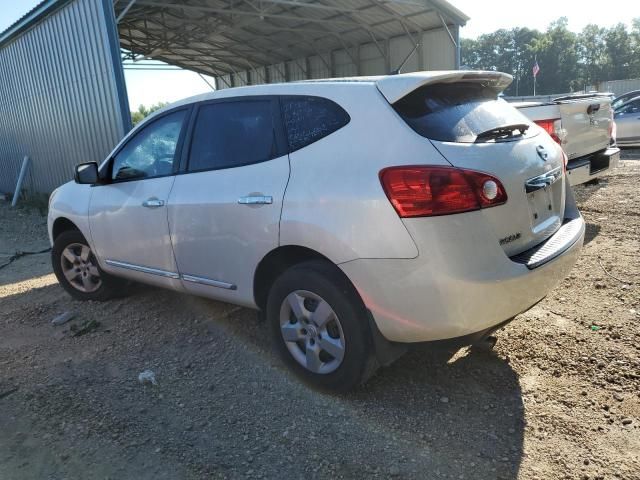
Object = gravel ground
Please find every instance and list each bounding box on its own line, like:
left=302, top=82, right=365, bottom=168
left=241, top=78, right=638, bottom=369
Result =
left=0, top=153, right=639, bottom=480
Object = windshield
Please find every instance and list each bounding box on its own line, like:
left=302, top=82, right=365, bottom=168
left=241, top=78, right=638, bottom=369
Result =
left=393, top=82, right=534, bottom=143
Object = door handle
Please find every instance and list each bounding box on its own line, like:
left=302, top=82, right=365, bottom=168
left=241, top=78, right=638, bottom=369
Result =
left=142, top=198, right=165, bottom=208
left=238, top=195, right=273, bottom=205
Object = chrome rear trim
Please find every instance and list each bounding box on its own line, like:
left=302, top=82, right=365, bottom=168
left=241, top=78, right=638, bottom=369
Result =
left=105, top=259, right=180, bottom=279
left=524, top=166, right=563, bottom=193
left=181, top=274, right=237, bottom=290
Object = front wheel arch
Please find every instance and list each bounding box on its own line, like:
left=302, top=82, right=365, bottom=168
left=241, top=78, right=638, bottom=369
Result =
left=52, top=217, right=80, bottom=241
left=51, top=229, right=125, bottom=301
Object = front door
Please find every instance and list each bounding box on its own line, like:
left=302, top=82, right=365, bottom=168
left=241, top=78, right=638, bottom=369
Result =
left=168, top=97, right=289, bottom=306
left=89, top=108, right=190, bottom=288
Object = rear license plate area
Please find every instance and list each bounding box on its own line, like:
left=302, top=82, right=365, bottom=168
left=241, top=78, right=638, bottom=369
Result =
left=527, top=187, right=561, bottom=236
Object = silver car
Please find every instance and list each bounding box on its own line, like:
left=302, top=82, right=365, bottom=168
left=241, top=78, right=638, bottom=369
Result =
left=614, top=95, right=640, bottom=147
left=48, top=71, right=585, bottom=391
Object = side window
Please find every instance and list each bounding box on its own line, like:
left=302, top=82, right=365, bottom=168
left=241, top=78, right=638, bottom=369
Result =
left=617, top=100, right=640, bottom=114
left=188, top=100, right=279, bottom=171
left=281, top=96, right=350, bottom=152
left=112, top=110, right=186, bottom=181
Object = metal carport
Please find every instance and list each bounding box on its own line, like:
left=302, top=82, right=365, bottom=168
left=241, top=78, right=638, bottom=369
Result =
left=115, top=0, right=468, bottom=88
left=0, top=0, right=468, bottom=195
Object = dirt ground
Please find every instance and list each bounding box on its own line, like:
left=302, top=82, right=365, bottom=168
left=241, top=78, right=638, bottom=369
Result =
left=1, top=153, right=639, bottom=480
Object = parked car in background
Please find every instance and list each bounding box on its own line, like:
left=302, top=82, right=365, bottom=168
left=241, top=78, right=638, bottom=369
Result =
left=612, top=89, right=640, bottom=110
left=48, top=71, right=585, bottom=391
left=614, top=95, right=640, bottom=147
left=509, top=93, right=620, bottom=185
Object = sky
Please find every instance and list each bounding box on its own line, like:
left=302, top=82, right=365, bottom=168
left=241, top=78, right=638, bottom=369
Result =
left=453, top=0, right=635, bottom=39
left=0, top=0, right=636, bottom=108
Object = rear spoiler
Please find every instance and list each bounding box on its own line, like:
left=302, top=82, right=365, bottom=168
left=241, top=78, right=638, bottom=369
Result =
left=375, top=70, right=513, bottom=104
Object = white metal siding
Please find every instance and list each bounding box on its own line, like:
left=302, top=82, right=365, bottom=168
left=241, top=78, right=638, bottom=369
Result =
left=334, top=49, right=357, bottom=77
left=0, top=0, right=129, bottom=194
left=309, top=54, right=331, bottom=79
left=590, top=79, right=640, bottom=97
left=269, top=63, right=286, bottom=83
left=390, top=36, right=420, bottom=72
left=216, top=29, right=457, bottom=89
left=360, top=43, right=386, bottom=76
left=422, top=29, right=456, bottom=70
left=287, top=60, right=307, bottom=81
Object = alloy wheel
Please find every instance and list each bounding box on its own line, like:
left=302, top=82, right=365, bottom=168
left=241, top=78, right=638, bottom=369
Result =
left=60, top=243, right=102, bottom=293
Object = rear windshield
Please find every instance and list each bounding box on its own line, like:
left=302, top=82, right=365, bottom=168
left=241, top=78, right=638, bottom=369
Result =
left=393, top=82, right=533, bottom=143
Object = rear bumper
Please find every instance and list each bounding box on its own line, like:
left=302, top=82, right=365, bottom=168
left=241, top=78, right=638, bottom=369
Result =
left=566, top=147, right=620, bottom=185
left=340, top=207, right=584, bottom=344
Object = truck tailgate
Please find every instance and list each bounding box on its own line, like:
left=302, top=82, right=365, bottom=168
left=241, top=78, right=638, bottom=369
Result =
left=559, top=99, right=612, bottom=160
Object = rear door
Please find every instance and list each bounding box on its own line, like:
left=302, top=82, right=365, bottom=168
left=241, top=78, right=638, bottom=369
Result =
left=391, top=82, right=566, bottom=256
left=167, top=97, right=289, bottom=306
left=557, top=96, right=612, bottom=160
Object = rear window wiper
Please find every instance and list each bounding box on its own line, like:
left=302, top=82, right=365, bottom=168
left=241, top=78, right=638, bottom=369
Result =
left=475, top=124, right=529, bottom=142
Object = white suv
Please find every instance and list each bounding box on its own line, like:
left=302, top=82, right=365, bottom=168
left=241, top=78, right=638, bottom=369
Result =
left=48, top=71, right=585, bottom=391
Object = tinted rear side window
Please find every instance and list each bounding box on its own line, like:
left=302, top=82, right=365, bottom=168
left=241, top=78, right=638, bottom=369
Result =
left=281, top=96, right=350, bottom=152
left=188, top=100, right=280, bottom=171
left=393, top=83, right=532, bottom=143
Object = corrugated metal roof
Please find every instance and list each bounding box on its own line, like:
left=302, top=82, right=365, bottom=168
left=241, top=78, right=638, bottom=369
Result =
left=116, top=0, right=468, bottom=78
left=0, top=0, right=69, bottom=48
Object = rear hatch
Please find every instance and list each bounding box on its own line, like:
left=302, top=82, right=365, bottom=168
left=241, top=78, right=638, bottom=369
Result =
left=554, top=94, right=612, bottom=160
left=378, top=72, right=566, bottom=256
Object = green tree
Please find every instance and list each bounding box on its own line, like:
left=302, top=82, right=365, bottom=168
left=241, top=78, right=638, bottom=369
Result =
left=131, top=102, right=168, bottom=126
left=461, top=28, right=541, bottom=96
left=577, top=24, right=607, bottom=87
left=631, top=18, right=640, bottom=77
left=530, top=18, right=580, bottom=94
left=604, top=23, right=633, bottom=80
left=461, top=17, right=639, bottom=96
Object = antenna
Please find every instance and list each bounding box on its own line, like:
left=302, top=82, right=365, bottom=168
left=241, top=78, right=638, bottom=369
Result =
left=390, top=43, right=420, bottom=75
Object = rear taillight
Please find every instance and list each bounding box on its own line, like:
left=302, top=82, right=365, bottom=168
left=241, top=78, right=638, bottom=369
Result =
left=379, top=166, right=507, bottom=218
left=535, top=118, right=563, bottom=145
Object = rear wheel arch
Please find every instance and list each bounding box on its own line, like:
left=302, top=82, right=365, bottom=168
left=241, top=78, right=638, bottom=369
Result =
left=265, top=257, right=379, bottom=391
left=254, top=245, right=359, bottom=311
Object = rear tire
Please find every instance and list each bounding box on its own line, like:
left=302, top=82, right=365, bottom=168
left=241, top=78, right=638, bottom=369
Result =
left=266, top=260, right=377, bottom=392
left=52, top=230, right=125, bottom=301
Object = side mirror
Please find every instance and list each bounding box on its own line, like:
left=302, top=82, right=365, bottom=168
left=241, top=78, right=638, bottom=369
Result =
left=74, top=162, right=99, bottom=185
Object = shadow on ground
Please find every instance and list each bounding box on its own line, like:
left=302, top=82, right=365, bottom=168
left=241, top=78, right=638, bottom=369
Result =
left=0, top=281, right=524, bottom=479
left=584, top=222, right=602, bottom=246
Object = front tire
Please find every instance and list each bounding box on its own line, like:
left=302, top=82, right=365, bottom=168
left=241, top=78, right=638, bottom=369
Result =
left=52, top=230, right=124, bottom=301
left=266, top=260, right=377, bottom=392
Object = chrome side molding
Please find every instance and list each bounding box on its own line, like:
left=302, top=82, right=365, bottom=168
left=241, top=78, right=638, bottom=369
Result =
left=181, top=274, right=237, bottom=290
left=105, top=260, right=237, bottom=290
left=105, top=259, right=180, bottom=279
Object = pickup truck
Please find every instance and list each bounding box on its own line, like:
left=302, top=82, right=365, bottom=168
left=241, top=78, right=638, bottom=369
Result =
left=508, top=93, right=620, bottom=185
